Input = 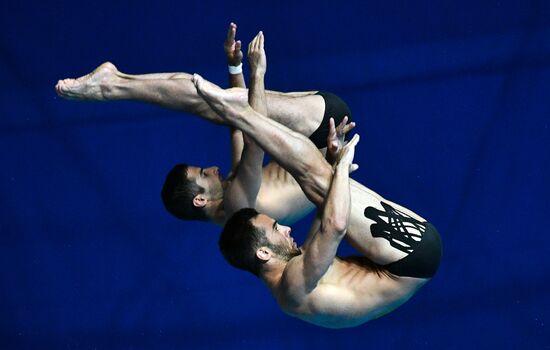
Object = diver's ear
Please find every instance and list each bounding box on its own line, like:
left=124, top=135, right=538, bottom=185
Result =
left=192, top=194, right=207, bottom=208
left=256, top=247, right=272, bottom=262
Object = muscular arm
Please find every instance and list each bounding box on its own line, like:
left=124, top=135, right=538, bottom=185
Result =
left=223, top=32, right=267, bottom=217
left=230, top=128, right=244, bottom=172
left=224, top=134, right=264, bottom=216
left=224, top=22, right=247, bottom=172
left=192, top=33, right=338, bottom=207
left=294, top=136, right=358, bottom=293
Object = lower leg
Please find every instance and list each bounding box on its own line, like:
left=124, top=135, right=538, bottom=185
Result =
left=56, top=62, right=224, bottom=123
left=238, top=108, right=332, bottom=205
left=194, top=75, right=332, bottom=206
left=56, top=63, right=326, bottom=133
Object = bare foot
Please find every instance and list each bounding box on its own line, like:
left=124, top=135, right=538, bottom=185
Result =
left=55, top=62, right=119, bottom=100
left=192, top=73, right=250, bottom=122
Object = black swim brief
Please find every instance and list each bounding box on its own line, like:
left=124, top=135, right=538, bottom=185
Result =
left=364, top=202, right=442, bottom=279
left=308, top=91, right=352, bottom=148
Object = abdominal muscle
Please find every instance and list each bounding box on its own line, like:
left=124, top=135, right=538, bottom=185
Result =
left=280, top=257, right=426, bottom=328
left=255, top=162, right=315, bottom=224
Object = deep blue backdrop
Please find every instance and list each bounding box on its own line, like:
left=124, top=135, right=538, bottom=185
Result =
left=1, top=0, right=549, bottom=349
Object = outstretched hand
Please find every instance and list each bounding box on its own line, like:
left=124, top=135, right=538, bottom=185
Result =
left=336, top=133, right=360, bottom=174
left=327, top=116, right=356, bottom=159
left=224, top=22, right=243, bottom=66
left=248, top=31, right=266, bottom=76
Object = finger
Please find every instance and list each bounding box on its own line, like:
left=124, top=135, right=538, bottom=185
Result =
left=235, top=40, right=242, bottom=51
left=342, top=122, right=356, bottom=134
left=226, top=23, right=236, bottom=43
left=337, top=116, right=348, bottom=131
left=338, top=116, right=348, bottom=129
left=328, top=119, right=337, bottom=140
left=253, top=31, right=260, bottom=51
left=328, top=117, right=336, bottom=133
left=348, top=133, right=360, bottom=147
left=349, top=164, right=359, bottom=173
left=250, top=33, right=259, bottom=53
left=259, top=31, right=264, bottom=49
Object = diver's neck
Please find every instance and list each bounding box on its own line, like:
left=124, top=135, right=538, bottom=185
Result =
left=206, top=199, right=226, bottom=226
left=260, top=262, right=286, bottom=292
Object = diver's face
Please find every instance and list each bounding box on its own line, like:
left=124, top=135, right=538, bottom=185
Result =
left=187, top=165, right=224, bottom=200
left=253, top=214, right=301, bottom=259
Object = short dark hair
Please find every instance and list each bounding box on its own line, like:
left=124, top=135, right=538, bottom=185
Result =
left=219, top=208, right=269, bottom=276
left=161, top=164, right=208, bottom=221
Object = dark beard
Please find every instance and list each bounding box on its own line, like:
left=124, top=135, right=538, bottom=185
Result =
left=269, top=243, right=302, bottom=262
